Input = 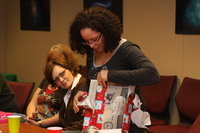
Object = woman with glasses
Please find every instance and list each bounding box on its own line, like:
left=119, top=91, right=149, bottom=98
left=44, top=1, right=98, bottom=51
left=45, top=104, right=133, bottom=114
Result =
left=27, top=57, right=86, bottom=130
left=69, top=6, right=160, bottom=133
left=26, top=44, right=79, bottom=127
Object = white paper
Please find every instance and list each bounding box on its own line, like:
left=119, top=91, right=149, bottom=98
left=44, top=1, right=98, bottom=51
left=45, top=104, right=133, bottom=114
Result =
left=99, top=129, right=121, bottom=133
left=131, top=94, right=151, bottom=128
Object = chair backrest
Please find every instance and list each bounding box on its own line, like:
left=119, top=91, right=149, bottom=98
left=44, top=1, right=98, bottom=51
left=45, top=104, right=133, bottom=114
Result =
left=176, top=77, right=200, bottom=122
left=188, top=114, right=200, bottom=133
left=7, top=81, right=35, bottom=113
left=141, top=75, right=177, bottom=114
left=80, top=66, right=87, bottom=78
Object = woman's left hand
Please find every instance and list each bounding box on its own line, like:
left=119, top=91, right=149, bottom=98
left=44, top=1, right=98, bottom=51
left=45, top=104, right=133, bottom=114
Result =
left=26, top=119, right=39, bottom=126
left=97, top=70, right=108, bottom=87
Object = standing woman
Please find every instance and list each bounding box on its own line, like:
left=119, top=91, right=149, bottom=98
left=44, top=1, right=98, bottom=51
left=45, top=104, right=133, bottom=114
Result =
left=69, top=6, right=160, bottom=133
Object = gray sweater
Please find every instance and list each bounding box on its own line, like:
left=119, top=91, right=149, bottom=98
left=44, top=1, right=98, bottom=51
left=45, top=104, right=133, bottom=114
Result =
left=85, top=40, right=160, bottom=110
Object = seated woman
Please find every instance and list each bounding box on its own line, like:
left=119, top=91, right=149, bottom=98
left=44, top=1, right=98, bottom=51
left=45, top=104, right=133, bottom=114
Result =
left=0, top=72, right=27, bottom=122
left=27, top=57, right=86, bottom=131
left=26, top=44, right=78, bottom=123
left=0, top=72, right=18, bottom=112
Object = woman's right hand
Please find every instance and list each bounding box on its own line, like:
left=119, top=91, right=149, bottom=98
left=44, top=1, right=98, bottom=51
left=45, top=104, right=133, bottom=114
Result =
left=73, top=91, right=85, bottom=113
left=25, top=112, right=36, bottom=123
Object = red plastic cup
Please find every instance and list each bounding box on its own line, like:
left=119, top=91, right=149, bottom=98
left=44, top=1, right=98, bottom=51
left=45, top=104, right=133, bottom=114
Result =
left=47, top=127, right=63, bottom=133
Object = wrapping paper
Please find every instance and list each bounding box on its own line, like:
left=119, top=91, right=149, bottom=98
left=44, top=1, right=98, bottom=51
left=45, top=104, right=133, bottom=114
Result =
left=131, top=94, right=151, bottom=128
left=78, top=80, right=135, bottom=132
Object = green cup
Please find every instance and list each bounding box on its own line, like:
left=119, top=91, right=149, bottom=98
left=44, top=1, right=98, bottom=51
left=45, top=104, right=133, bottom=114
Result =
left=7, top=115, right=21, bottom=133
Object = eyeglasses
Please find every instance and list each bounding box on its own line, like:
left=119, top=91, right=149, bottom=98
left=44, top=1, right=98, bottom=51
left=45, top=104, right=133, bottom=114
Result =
left=82, top=33, right=102, bottom=46
left=53, top=69, right=66, bottom=83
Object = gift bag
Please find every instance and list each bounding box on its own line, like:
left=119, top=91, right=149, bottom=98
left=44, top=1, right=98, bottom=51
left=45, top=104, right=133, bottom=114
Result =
left=0, top=111, right=12, bottom=123
left=78, top=80, right=135, bottom=132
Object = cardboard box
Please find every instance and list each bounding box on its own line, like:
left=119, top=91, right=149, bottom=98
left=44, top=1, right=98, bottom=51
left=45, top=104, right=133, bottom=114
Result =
left=79, top=80, right=135, bottom=132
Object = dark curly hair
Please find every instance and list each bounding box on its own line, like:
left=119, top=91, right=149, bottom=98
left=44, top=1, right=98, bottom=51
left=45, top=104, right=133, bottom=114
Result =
left=69, top=6, right=122, bottom=56
left=44, top=57, right=80, bottom=86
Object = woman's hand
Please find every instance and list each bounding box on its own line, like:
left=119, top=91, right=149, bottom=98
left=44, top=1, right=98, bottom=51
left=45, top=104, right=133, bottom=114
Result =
left=24, top=112, right=36, bottom=124
left=97, top=70, right=108, bottom=87
left=73, top=91, right=85, bottom=113
left=26, top=119, right=39, bottom=126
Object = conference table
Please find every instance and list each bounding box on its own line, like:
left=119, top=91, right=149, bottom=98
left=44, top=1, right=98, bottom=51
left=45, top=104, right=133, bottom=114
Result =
left=0, top=122, right=47, bottom=133
left=0, top=122, right=120, bottom=133
left=0, top=122, right=83, bottom=133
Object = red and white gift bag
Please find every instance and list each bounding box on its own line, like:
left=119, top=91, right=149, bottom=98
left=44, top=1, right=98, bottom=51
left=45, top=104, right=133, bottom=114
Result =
left=78, top=80, right=136, bottom=132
